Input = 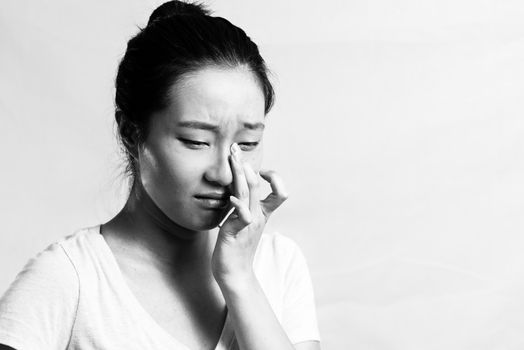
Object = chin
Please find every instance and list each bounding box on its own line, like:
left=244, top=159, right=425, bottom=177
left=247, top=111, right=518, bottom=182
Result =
left=183, top=220, right=221, bottom=232
left=198, top=222, right=221, bottom=230
left=174, top=211, right=224, bottom=232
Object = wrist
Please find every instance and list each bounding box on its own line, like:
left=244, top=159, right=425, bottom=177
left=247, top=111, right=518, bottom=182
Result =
left=215, top=270, right=258, bottom=295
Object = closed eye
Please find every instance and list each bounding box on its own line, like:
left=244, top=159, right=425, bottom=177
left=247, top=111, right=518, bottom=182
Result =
left=178, top=138, right=209, bottom=149
left=239, top=142, right=259, bottom=151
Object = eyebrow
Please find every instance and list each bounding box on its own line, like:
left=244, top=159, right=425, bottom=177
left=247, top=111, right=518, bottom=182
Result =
left=177, top=121, right=265, bottom=131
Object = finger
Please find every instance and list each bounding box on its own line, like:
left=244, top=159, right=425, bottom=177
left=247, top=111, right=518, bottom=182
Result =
left=259, top=169, right=289, bottom=199
left=229, top=143, right=249, bottom=202
left=242, top=162, right=261, bottom=212
left=221, top=195, right=252, bottom=233
left=259, top=169, right=289, bottom=216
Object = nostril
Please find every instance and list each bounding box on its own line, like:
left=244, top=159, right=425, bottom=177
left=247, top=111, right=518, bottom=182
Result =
left=204, top=158, right=233, bottom=187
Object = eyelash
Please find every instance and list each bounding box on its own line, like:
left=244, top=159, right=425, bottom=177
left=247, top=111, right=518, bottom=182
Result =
left=238, top=142, right=259, bottom=150
left=178, top=139, right=259, bottom=151
left=179, top=139, right=208, bottom=148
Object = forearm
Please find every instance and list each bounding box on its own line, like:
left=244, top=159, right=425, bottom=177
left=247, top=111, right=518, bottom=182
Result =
left=217, top=274, right=295, bottom=350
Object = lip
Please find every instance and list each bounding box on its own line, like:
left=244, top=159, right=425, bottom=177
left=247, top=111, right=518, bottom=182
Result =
left=195, top=192, right=229, bottom=200
left=194, top=197, right=229, bottom=210
left=194, top=194, right=230, bottom=210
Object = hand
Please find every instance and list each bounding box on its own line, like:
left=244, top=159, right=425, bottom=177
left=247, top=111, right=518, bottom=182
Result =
left=211, top=143, right=289, bottom=288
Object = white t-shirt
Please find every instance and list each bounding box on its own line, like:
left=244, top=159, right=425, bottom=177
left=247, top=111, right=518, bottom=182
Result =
left=0, top=225, right=321, bottom=350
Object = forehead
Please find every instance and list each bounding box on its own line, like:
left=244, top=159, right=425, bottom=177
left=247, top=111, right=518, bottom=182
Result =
left=162, top=66, right=266, bottom=129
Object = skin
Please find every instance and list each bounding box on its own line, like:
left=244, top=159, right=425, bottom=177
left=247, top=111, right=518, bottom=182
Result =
left=92, top=66, right=320, bottom=350
left=0, top=69, right=322, bottom=350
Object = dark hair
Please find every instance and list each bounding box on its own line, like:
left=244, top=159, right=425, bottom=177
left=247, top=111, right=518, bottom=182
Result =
left=114, top=0, right=275, bottom=185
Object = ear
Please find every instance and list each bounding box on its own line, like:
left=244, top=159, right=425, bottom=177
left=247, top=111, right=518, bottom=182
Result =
left=116, top=111, right=141, bottom=159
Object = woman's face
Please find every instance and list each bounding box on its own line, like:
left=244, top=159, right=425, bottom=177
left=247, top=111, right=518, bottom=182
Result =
left=138, top=66, right=266, bottom=231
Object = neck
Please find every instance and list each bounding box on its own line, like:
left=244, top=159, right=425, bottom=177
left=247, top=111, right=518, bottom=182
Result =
left=107, top=178, right=217, bottom=273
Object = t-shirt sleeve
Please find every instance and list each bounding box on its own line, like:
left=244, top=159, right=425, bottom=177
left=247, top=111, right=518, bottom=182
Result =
left=0, top=241, right=79, bottom=350
left=280, top=238, right=321, bottom=344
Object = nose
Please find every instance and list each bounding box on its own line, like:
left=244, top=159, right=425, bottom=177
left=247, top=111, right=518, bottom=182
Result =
left=203, top=148, right=233, bottom=187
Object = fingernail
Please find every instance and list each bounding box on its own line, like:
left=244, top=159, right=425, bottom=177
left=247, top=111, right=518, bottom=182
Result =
left=231, top=143, right=241, bottom=157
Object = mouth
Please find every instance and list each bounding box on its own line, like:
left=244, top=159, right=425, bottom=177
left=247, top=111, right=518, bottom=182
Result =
left=194, top=195, right=230, bottom=210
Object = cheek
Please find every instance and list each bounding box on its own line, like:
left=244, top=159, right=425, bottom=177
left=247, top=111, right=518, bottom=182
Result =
left=138, top=145, right=161, bottom=187
left=139, top=142, right=196, bottom=191
left=242, top=147, right=263, bottom=172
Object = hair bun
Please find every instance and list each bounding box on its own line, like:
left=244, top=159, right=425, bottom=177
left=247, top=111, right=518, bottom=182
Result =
left=147, top=0, right=210, bottom=26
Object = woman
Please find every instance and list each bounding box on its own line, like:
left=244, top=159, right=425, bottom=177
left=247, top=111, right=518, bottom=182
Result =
left=0, top=1, right=321, bottom=349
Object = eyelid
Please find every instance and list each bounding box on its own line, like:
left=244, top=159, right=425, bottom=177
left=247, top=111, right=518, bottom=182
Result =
left=238, top=141, right=260, bottom=151
left=178, top=138, right=209, bottom=147
left=177, top=137, right=259, bottom=150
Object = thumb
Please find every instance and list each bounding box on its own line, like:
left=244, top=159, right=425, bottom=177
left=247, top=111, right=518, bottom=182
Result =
left=217, top=195, right=252, bottom=235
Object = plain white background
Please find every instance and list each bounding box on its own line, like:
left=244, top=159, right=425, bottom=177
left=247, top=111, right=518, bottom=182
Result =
left=1, top=1, right=524, bottom=348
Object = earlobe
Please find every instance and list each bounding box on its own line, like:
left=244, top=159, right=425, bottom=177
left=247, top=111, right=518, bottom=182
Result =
left=119, top=118, right=139, bottom=144
left=117, top=114, right=143, bottom=160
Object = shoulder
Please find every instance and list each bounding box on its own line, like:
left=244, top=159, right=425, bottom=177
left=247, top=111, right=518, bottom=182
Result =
left=0, top=227, right=93, bottom=350
left=0, top=227, right=92, bottom=304
left=256, top=232, right=303, bottom=267
left=0, top=225, right=102, bottom=308
left=13, top=225, right=94, bottom=281
left=258, top=231, right=302, bottom=256
left=5, top=238, right=79, bottom=294
left=254, top=231, right=311, bottom=285
left=254, top=232, right=321, bottom=344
